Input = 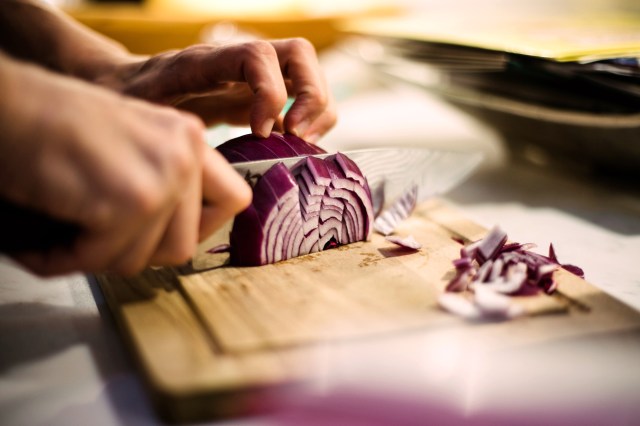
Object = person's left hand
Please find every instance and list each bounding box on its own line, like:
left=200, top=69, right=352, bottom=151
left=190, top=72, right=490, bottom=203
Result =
left=98, top=38, right=336, bottom=143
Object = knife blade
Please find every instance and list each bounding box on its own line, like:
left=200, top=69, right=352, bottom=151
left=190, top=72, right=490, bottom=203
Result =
left=230, top=148, right=483, bottom=214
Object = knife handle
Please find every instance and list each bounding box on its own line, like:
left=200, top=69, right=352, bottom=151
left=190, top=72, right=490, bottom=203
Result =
left=0, top=197, right=81, bottom=254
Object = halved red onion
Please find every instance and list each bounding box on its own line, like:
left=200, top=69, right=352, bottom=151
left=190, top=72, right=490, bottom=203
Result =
left=218, top=133, right=373, bottom=266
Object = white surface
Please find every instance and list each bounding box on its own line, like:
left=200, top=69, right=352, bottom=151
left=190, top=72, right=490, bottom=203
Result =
left=1, top=44, right=640, bottom=426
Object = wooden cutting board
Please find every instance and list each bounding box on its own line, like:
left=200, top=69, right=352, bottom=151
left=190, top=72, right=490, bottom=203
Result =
left=97, top=199, right=640, bottom=423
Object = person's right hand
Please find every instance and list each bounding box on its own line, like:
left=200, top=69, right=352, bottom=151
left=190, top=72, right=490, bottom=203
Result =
left=0, top=55, right=251, bottom=276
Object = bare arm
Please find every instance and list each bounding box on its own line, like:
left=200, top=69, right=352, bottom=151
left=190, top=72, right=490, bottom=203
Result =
left=0, top=51, right=251, bottom=276
left=0, top=0, right=133, bottom=81
left=0, top=0, right=336, bottom=141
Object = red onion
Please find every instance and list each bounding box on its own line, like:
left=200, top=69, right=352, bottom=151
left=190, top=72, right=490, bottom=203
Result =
left=441, top=227, right=586, bottom=321
left=447, top=226, right=585, bottom=296
left=438, top=287, right=525, bottom=320
left=217, top=133, right=374, bottom=266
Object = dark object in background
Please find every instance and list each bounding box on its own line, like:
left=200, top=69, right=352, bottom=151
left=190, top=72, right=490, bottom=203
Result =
left=362, top=38, right=640, bottom=178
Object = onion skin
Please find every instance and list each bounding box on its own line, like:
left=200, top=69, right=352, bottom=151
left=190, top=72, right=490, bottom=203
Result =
left=217, top=133, right=373, bottom=266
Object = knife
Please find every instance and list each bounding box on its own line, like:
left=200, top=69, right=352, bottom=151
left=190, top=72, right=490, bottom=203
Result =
left=192, top=147, right=483, bottom=270
left=0, top=148, right=482, bottom=262
left=230, top=147, right=483, bottom=215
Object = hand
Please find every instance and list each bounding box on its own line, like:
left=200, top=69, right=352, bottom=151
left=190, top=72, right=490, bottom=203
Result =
left=98, top=38, right=336, bottom=143
left=0, top=56, right=251, bottom=276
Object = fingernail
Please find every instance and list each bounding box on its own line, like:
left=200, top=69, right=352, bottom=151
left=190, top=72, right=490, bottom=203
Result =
left=260, top=118, right=275, bottom=138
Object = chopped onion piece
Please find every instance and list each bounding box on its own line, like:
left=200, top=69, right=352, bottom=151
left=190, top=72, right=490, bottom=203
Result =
left=476, top=225, right=508, bottom=264
left=474, top=286, right=524, bottom=318
left=446, top=268, right=474, bottom=293
left=438, top=293, right=482, bottom=320
left=438, top=290, right=524, bottom=321
left=480, top=262, right=528, bottom=294
left=561, top=264, right=585, bottom=278
left=460, top=238, right=482, bottom=260
left=443, top=226, right=585, bottom=320
left=206, top=243, right=231, bottom=254
left=385, top=234, right=422, bottom=250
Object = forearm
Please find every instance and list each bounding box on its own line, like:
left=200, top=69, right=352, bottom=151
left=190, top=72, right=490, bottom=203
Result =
left=0, top=0, right=135, bottom=82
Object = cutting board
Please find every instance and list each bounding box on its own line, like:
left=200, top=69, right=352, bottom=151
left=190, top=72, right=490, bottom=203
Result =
left=97, top=199, right=640, bottom=423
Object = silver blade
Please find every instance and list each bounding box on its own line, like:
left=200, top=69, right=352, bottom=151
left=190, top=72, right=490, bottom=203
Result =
left=231, top=148, right=483, bottom=213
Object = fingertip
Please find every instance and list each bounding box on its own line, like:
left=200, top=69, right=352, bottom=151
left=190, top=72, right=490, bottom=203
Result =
left=254, top=117, right=275, bottom=138
left=234, top=176, right=253, bottom=213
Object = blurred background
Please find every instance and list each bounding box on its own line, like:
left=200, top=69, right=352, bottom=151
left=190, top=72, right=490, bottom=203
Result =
left=45, top=0, right=640, bottom=178
left=48, top=0, right=640, bottom=55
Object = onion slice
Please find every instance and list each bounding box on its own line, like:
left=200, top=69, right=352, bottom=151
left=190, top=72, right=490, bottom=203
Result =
left=385, top=234, right=422, bottom=250
left=373, top=184, right=418, bottom=236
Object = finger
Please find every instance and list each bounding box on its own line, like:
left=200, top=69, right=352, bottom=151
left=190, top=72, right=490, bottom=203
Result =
left=153, top=43, right=288, bottom=137
left=299, top=94, right=337, bottom=144
left=175, top=86, right=253, bottom=127
left=273, top=114, right=285, bottom=134
left=144, top=155, right=202, bottom=267
left=99, top=201, right=177, bottom=275
left=199, top=147, right=252, bottom=240
left=142, top=112, right=206, bottom=266
left=270, top=38, right=330, bottom=137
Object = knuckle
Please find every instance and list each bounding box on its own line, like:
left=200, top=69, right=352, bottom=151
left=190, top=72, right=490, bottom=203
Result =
left=169, top=141, right=197, bottom=181
left=126, top=180, right=165, bottom=217
left=303, top=85, right=328, bottom=108
left=289, top=37, right=315, bottom=54
left=244, top=40, right=277, bottom=59
left=161, top=112, right=203, bottom=178
left=183, top=112, right=206, bottom=139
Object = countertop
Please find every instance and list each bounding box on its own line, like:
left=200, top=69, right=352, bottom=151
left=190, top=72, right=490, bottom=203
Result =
left=1, top=42, right=639, bottom=426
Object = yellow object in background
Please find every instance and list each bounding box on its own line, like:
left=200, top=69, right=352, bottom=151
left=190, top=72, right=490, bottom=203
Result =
left=64, top=0, right=398, bottom=55
left=343, top=13, right=640, bottom=62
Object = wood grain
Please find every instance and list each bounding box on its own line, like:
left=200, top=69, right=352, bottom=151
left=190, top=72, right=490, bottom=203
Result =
left=97, top=199, right=640, bottom=422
